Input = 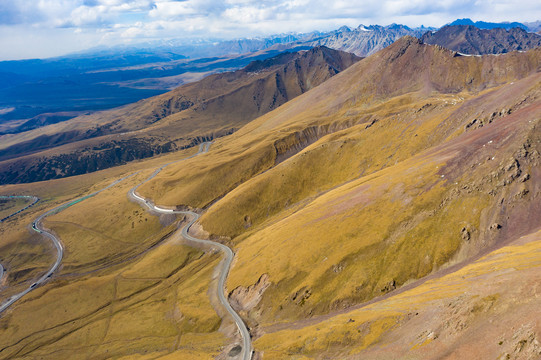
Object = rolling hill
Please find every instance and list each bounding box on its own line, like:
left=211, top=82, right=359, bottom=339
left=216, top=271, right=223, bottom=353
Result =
left=0, top=46, right=360, bottom=183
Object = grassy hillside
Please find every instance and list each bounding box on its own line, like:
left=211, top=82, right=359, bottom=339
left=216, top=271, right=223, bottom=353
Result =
left=136, top=38, right=541, bottom=350
left=0, top=197, right=32, bottom=219
left=1, top=37, right=540, bottom=360
left=255, top=227, right=541, bottom=358
left=139, top=37, right=540, bottom=219
left=225, top=88, right=541, bottom=324
left=0, top=47, right=359, bottom=184
left=0, top=147, right=235, bottom=359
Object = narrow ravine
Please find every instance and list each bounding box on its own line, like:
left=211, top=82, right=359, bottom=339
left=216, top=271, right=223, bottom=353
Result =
left=129, top=142, right=253, bottom=360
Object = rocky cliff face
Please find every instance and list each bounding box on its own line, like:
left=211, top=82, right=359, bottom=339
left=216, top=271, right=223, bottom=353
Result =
left=421, top=25, right=541, bottom=55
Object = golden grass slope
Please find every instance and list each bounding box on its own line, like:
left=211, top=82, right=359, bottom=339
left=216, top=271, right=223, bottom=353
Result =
left=43, top=172, right=167, bottom=273
left=225, top=88, right=541, bottom=324
left=0, top=240, right=225, bottom=359
left=139, top=37, right=540, bottom=213
left=200, top=76, right=539, bottom=238
left=0, top=146, right=232, bottom=359
left=1, top=38, right=540, bottom=360
left=137, top=39, right=541, bottom=351
left=254, top=227, right=541, bottom=359
left=0, top=147, right=197, bottom=293
left=0, top=197, right=31, bottom=219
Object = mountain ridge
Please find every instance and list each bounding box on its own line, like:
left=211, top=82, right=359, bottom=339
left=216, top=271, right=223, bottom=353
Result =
left=3, top=19, right=538, bottom=131
left=449, top=18, right=528, bottom=30
left=0, top=46, right=360, bottom=183
left=286, top=24, right=427, bottom=56
left=421, top=25, right=541, bottom=55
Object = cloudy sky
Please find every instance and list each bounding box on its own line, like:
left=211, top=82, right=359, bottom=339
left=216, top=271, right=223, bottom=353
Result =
left=0, top=0, right=540, bottom=60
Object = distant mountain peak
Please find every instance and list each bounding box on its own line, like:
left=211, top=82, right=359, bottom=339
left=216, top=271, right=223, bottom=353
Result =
left=421, top=25, right=541, bottom=55
left=242, top=45, right=349, bottom=73
left=387, top=23, right=411, bottom=30
left=448, top=18, right=528, bottom=30
left=450, top=18, right=475, bottom=26
left=337, top=26, right=352, bottom=33
left=356, top=24, right=372, bottom=32
left=294, top=23, right=425, bottom=57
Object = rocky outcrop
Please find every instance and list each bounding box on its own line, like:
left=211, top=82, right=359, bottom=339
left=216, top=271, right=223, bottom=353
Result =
left=273, top=119, right=358, bottom=164
left=228, top=274, right=270, bottom=313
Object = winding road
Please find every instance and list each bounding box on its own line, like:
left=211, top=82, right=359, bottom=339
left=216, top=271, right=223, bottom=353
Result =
left=0, top=196, right=40, bottom=297
left=0, top=174, right=135, bottom=315
left=0, top=195, right=39, bottom=222
left=1, top=142, right=251, bottom=358
left=129, top=142, right=252, bottom=360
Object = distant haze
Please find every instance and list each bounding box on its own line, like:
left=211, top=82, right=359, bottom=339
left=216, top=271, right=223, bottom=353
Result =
left=0, top=0, right=540, bottom=60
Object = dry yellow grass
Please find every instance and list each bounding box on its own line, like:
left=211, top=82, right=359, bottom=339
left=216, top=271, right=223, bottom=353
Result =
left=0, top=145, right=228, bottom=359
left=0, top=245, right=225, bottom=359
left=200, top=74, right=541, bottom=238
left=0, top=223, right=56, bottom=297
left=0, top=147, right=198, bottom=294
left=0, top=197, right=31, bottom=219
left=43, top=172, right=167, bottom=273
left=1, top=41, right=540, bottom=360
left=225, top=149, right=490, bottom=322
left=139, top=41, right=540, bottom=213
left=199, top=92, right=466, bottom=237
left=254, top=229, right=541, bottom=359
left=223, top=79, right=541, bottom=327
left=134, top=44, right=541, bottom=344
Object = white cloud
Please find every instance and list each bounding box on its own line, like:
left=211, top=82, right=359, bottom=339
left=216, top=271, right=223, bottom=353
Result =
left=149, top=1, right=198, bottom=18
left=0, top=0, right=540, bottom=60
left=222, top=6, right=275, bottom=23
